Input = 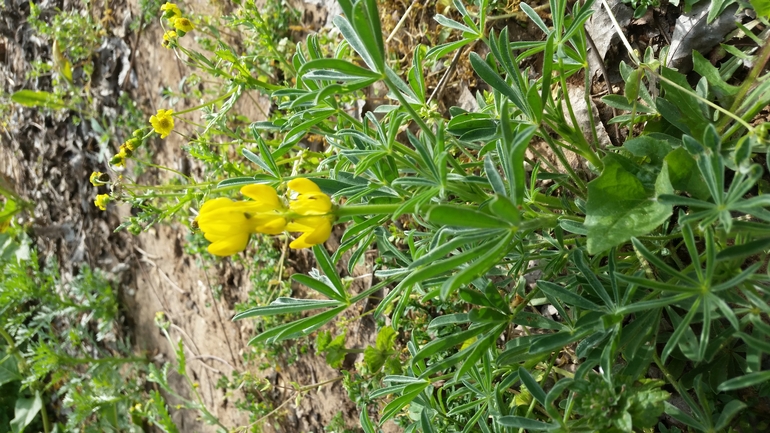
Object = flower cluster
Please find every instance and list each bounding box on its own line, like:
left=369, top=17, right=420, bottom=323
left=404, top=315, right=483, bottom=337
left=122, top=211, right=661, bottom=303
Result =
left=161, top=2, right=194, bottom=48
left=110, top=137, right=140, bottom=167
left=195, top=178, right=334, bottom=256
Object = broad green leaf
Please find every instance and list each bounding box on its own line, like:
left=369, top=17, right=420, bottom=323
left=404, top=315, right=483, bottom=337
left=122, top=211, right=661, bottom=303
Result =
left=623, top=136, right=673, bottom=166
left=660, top=67, right=710, bottom=134
left=428, top=313, right=470, bottom=329
left=0, top=355, right=21, bottom=386
left=751, top=0, right=770, bottom=19
left=692, top=51, right=739, bottom=101
left=529, top=327, right=594, bottom=355
left=489, top=194, right=521, bottom=224
left=585, top=154, right=673, bottom=254
left=10, top=391, right=43, bottom=433
left=511, top=311, right=569, bottom=331
left=664, top=147, right=711, bottom=200
left=413, top=324, right=495, bottom=362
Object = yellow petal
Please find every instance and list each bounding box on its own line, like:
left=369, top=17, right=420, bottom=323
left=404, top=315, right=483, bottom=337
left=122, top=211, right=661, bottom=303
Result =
left=288, top=217, right=332, bottom=249
left=288, top=178, right=322, bottom=194
left=254, top=216, right=287, bottom=235
left=290, top=192, right=332, bottom=215
left=240, top=184, right=283, bottom=209
left=207, top=233, right=250, bottom=256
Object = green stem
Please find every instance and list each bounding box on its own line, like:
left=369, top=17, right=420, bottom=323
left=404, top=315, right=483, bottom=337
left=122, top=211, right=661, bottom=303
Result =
left=382, top=76, right=437, bottom=144
left=173, top=87, right=239, bottom=115
left=718, top=37, right=770, bottom=133
left=335, top=203, right=404, bottom=218
left=646, top=66, right=754, bottom=133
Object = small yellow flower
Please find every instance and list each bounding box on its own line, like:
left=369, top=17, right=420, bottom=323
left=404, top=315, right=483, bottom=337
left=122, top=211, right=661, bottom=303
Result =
left=162, top=30, right=177, bottom=48
left=286, top=178, right=334, bottom=249
left=89, top=171, right=109, bottom=186
left=110, top=148, right=127, bottom=167
left=149, top=109, right=174, bottom=139
left=94, top=194, right=110, bottom=211
left=173, top=17, right=194, bottom=33
left=160, top=2, right=181, bottom=19
left=196, top=185, right=288, bottom=256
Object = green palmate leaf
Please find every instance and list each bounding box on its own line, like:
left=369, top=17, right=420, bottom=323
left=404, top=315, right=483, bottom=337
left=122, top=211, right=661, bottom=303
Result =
left=425, top=205, right=513, bottom=229
left=519, top=366, right=546, bottom=405
left=536, top=280, right=602, bottom=311
left=714, top=399, right=748, bottom=430
left=381, top=381, right=430, bottom=423
left=312, top=244, right=348, bottom=301
left=716, top=237, right=770, bottom=261
left=440, top=231, right=515, bottom=299
left=497, top=416, right=554, bottom=430
left=585, top=154, right=673, bottom=254
left=469, top=52, right=528, bottom=116
left=232, top=297, right=342, bottom=320
left=248, top=306, right=346, bottom=345
left=298, top=58, right=382, bottom=78
left=332, top=14, right=380, bottom=73
left=529, top=327, right=594, bottom=355
left=292, top=274, right=347, bottom=302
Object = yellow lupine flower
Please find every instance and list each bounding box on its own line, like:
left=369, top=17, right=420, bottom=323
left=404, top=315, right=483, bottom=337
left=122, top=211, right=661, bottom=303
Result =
left=149, top=109, right=174, bottom=139
left=173, top=17, right=194, bottom=33
left=94, top=194, right=110, bottom=211
left=286, top=178, right=333, bottom=249
left=196, top=185, right=287, bottom=256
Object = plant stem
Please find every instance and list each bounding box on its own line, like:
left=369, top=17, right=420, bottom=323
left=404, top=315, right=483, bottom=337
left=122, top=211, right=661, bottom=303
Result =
left=718, top=37, right=770, bottom=133
left=335, top=203, right=404, bottom=218
left=172, top=87, right=239, bottom=115
left=382, top=75, right=437, bottom=144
